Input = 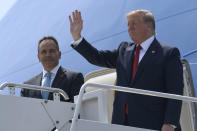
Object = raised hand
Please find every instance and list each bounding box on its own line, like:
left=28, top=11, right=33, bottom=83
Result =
left=69, top=10, right=83, bottom=41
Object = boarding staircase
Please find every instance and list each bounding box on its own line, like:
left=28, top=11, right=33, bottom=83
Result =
left=0, top=60, right=196, bottom=131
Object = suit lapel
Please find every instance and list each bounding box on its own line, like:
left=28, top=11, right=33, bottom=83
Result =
left=34, top=73, right=43, bottom=98
left=52, top=66, right=66, bottom=88
left=49, top=66, right=67, bottom=99
left=36, top=73, right=43, bottom=86
left=125, top=44, right=136, bottom=81
left=132, top=39, right=159, bottom=84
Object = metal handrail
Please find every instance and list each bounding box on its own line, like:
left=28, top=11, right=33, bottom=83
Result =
left=0, top=82, right=69, bottom=100
left=70, top=83, right=197, bottom=131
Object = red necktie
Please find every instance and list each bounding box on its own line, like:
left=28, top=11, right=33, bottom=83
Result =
left=126, top=44, right=142, bottom=115
left=132, top=45, right=142, bottom=79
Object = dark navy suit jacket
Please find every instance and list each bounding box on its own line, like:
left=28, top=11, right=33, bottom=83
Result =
left=72, top=38, right=183, bottom=130
left=21, top=66, right=84, bottom=102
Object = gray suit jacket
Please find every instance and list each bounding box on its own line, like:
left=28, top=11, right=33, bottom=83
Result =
left=21, top=66, right=84, bottom=102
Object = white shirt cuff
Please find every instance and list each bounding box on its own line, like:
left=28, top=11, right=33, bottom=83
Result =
left=169, top=124, right=176, bottom=128
left=71, top=37, right=83, bottom=46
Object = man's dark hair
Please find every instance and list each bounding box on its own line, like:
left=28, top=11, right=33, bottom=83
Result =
left=38, top=36, right=59, bottom=53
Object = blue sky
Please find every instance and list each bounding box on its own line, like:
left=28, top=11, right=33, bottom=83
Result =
left=0, top=0, right=17, bottom=21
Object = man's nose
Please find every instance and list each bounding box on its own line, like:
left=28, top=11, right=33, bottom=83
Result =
left=46, top=51, right=52, bottom=56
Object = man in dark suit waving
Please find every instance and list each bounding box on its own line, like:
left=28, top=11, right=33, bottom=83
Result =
left=21, top=36, right=84, bottom=102
left=69, top=10, right=183, bottom=131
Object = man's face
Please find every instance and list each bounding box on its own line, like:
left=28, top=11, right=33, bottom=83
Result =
left=38, top=39, right=61, bottom=71
left=127, top=13, right=150, bottom=44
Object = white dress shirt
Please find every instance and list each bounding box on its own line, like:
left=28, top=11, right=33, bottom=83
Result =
left=41, top=64, right=60, bottom=87
left=138, top=35, right=154, bottom=63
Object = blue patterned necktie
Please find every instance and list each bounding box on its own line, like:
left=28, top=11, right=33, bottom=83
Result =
left=42, top=72, right=52, bottom=99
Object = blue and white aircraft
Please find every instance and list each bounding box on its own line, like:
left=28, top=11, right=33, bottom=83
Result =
left=0, top=0, right=197, bottom=96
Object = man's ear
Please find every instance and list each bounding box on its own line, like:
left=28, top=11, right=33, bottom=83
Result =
left=146, top=22, right=153, bottom=31
left=58, top=51, right=61, bottom=59
left=37, top=54, right=41, bottom=62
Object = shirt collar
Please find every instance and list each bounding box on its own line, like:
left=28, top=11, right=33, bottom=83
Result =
left=42, top=64, right=60, bottom=77
left=138, top=35, right=154, bottom=51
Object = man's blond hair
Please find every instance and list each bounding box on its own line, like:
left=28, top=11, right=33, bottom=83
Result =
left=127, top=10, right=155, bottom=35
